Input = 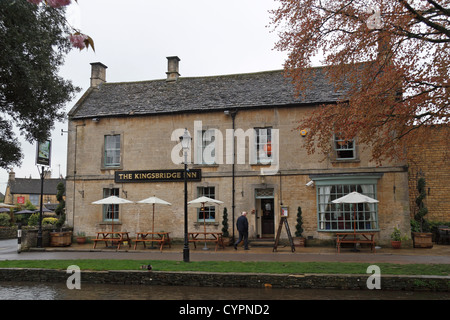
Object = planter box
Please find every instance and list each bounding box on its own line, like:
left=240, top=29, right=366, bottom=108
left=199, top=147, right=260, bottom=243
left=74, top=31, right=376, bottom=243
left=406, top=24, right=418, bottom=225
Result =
left=50, top=231, right=72, bottom=247
left=221, top=237, right=232, bottom=246
left=391, top=240, right=402, bottom=249
left=412, top=232, right=433, bottom=248
left=293, top=237, right=305, bottom=247
left=76, top=237, right=87, bottom=244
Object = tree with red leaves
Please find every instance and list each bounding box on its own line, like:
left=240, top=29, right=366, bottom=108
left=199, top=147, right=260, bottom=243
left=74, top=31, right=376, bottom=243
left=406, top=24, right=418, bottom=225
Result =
left=271, top=0, right=449, bottom=163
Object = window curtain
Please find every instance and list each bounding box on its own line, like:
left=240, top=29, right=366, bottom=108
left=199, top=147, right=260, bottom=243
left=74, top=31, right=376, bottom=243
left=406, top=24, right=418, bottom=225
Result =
left=319, top=186, right=331, bottom=229
left=361, top=184, right=376, bottom=228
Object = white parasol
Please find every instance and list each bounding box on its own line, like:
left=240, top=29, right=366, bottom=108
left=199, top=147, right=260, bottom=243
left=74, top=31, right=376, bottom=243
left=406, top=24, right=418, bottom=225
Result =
left=332, top=191, right=378, bottom=251
left=92, top=196, right=134, bottom=232
left=0, top=203, right=15, bottom=208
left=332, top=191, right=378, bottom=233
left=188, top=196, right=223, bottom=250
left=137, top=196, right=171, bottom=245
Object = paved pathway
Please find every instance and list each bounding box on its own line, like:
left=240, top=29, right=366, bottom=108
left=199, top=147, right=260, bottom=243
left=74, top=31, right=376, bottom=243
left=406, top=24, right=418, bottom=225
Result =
left=1, top=239, right=450, bottom=264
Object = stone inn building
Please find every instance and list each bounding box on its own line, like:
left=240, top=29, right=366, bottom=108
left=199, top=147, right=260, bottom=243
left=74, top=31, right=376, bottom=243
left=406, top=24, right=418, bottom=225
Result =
left=66, top=57, right=411, bottom=245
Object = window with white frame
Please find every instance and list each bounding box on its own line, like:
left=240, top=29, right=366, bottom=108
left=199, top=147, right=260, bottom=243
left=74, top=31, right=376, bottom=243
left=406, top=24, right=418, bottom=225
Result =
left=334, top=134, right=356, bottom=160
left=196, top=130, right=216, bottom=165
left=316, top=179, right=379, bottom=232
left=102, top=188, right=119, bottom=222
left=29, top=194, right=39, bottom=206
left=197, top=186, right=216, bottom=222
left=255, top=127, right=273, bottom=164
left=104, top=135, right=121, bottom=167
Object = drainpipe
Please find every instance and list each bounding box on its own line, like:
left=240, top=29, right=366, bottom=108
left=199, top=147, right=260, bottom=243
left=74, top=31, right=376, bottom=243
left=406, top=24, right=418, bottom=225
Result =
left=224, top=109, right=237, bottom=243
left=63, top=122, right=85, bottom=232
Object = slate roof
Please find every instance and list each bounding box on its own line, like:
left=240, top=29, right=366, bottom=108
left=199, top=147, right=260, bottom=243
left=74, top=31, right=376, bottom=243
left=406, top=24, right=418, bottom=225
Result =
left=8, top=178, right=65, bottom=195
left=69, top=66, right=351, bottom=119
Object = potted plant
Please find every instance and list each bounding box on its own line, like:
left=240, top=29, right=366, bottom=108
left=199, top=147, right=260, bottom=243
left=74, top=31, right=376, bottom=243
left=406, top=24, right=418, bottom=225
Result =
left=50, top=182, right=72, bottom=247
left=293, top=206, right=305, bottom=247
left=390, top=227, right=408, bottom=249
left=412, top=177, right=433, bottom=248
left=76, top=232, right=87, bottom=244
left=221, top=207, right=231, bottom=246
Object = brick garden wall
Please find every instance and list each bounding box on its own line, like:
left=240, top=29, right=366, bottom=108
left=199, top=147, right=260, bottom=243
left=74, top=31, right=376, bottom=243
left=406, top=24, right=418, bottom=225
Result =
left=407, top=125, right=450, bottom=222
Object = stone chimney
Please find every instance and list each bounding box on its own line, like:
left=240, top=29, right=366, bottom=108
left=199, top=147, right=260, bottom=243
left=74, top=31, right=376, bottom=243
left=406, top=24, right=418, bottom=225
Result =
left=376, top=32, right=392, bottom=62
left=8, top=171, right=15, bottom=182
left=90, top=62, right=108, bottom=88
left=44, top=170, right=52, bottom=179
left=166, top=56, right=180, bottom=82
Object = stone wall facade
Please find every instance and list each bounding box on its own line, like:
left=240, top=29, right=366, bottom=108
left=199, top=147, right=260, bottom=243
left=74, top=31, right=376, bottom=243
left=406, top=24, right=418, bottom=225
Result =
left=66, top=106, right=411, bottom=246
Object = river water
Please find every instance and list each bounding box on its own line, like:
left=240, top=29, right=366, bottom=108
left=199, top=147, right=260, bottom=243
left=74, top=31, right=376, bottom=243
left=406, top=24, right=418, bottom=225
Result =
left=0, top=281, right=448, bottom=300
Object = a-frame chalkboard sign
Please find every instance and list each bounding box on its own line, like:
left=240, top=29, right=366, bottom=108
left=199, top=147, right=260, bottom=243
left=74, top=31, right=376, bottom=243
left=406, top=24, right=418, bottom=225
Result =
left=273, top=216, right=295, bottom=252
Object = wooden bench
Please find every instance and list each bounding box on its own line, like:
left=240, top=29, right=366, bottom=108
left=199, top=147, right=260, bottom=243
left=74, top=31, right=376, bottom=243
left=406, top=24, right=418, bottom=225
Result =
left=336, top=232, right=376, bottom=253
left=188, top=232, right=225, bottom=251
left=134, top=232, right=171, bottom=252
left=93, top=232, right=131, bottom=250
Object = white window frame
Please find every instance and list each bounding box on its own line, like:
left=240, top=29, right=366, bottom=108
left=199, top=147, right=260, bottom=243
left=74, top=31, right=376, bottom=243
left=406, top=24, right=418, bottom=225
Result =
left=197, top=186, right=216, bottom=222
left=334, top=134, right=356, bottom=160
left=104, top=134, right=121, bottom=167
left=254, top=127, right=273, bottom=165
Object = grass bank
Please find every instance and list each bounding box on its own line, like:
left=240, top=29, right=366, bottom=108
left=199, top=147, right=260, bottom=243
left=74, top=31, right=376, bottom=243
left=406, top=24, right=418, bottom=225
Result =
left=0, top=260, right=449, bottom=276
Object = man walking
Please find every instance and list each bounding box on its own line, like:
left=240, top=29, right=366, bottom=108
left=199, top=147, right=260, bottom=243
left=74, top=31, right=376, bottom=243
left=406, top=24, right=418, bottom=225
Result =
left=234, top=211, right=249, bottom=250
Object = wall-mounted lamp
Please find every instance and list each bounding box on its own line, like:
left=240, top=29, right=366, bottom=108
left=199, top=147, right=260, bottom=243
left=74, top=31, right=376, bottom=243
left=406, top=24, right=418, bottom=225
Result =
left=92, top=118, right=100, bottom=123
left=122, top=190, right=128, bottom=198
left=306, top=180, right=314, bottom=187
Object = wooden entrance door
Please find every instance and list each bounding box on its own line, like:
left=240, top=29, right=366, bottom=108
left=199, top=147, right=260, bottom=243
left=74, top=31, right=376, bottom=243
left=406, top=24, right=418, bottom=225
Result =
left=261, top=198, right=274, bottom=237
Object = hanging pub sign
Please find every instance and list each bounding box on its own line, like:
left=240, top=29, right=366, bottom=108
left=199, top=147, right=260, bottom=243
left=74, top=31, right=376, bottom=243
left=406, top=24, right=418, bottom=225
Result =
left=36, top=140, right=51, bottom=166
left=115, top=169, right=202, bottom=183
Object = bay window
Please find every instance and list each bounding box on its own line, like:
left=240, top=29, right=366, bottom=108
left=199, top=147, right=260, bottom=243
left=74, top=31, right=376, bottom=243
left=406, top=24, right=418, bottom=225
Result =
left=314, top=175, right=381, bottom=232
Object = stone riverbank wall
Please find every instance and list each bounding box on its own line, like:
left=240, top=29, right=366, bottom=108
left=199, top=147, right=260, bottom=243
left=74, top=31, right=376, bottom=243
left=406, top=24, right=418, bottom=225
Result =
left=0, top=268, right=448, bottom=291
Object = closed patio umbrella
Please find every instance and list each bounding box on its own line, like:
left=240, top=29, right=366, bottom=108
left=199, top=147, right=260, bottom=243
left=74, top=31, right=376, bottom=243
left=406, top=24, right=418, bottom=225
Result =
left=92, top=196, right=134, bottom=232
left=137, top=196, right=171, bottom=247
left=188, top=196, right=223, bottom=250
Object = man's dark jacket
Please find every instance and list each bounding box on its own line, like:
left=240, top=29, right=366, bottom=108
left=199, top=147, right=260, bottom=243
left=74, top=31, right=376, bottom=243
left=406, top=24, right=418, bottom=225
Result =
left=236, top=215, right=248, bottom=233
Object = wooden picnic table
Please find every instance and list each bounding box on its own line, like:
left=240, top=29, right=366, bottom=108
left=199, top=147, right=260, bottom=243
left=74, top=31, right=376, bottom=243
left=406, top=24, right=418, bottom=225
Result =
left=188, top=232, right=225, bottom=251
left=133, top=232, right=171, bottom=252
left=93, top=231, right=131, bottom=250
left=336, top=232, right=376, bottom=253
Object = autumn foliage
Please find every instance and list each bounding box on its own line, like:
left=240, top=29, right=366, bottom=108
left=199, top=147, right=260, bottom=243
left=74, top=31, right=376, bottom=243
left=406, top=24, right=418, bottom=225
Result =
left=271, top=0, right=449, bottom=163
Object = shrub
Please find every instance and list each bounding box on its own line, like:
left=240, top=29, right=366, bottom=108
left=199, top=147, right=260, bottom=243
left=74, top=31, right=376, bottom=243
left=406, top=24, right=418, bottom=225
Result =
left=28, top=213, right=40, bottom=226
left=221, top=207, right=229, bottom=237
left=295, top=206, right=304, bottom=237
left=414, top=177, right=429, bottom=232
left=55, top=182, right=66, bottom=229
left=0, top=213, right=11, bottom=227
left=42, top=217, right=58, bottom=226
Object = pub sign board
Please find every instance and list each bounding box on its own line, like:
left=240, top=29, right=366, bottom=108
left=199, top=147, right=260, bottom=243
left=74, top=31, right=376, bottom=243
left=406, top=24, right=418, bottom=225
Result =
left=115, top=169, right=202, bottom=183
left=36, top=140, right=51, bottom=166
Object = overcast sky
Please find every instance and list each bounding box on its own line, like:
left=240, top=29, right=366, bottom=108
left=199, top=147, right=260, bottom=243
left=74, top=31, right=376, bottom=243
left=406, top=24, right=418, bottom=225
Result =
left=1, top=0, right=292, bottom=193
